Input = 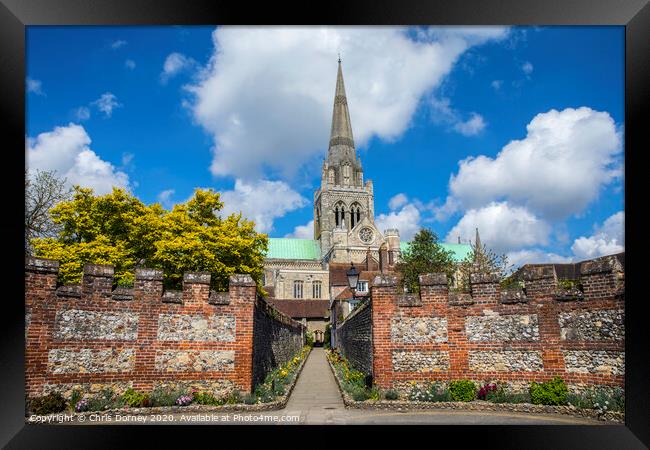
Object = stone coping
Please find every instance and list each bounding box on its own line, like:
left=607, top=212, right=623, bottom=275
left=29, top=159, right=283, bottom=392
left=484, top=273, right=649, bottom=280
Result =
left=325, top=350, right=623, bottom=424
left=27, top=347, right=312, bottom=423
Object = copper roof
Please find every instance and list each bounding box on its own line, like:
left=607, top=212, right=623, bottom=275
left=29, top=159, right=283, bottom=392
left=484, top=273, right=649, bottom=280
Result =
left=265, top=299, right=330, bottom=319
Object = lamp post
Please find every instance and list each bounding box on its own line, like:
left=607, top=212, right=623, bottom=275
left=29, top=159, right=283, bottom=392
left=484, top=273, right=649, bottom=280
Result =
left=346, top=262, right=360, bottom=301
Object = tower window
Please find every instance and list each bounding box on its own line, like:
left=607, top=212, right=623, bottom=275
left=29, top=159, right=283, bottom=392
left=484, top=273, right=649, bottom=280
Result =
left=293, top=280, right=304, bottom=299
left=313, top=281, right=322, bottom=299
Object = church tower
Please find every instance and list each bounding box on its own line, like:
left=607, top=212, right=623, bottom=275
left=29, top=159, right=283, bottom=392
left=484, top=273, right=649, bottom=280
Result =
left=314, top=58, right=391, bottom=264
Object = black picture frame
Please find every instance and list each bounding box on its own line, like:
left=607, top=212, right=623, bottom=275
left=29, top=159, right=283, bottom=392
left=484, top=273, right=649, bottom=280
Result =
left=2, top=0, right=648, bottom=447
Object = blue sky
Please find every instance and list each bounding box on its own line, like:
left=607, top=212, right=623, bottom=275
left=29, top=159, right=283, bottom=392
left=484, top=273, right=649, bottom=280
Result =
left=26, top=26, right=624, bottom=268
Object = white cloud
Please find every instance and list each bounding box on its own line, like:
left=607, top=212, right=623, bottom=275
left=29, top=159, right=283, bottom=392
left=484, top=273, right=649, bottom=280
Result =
left=186, top=26, right=508, bottom=179
left=121, top=152, right=135, bottom=168
left=285, top=220, right=314, bottom=239
left=507, top=249, right=573, bottom=270
left=453, top=112, right=486, bottom=136
left=161, top=52, right=196, bottom=83
left=219, top=179, right=308, bottom=233
left=445, top=201, right=551, bottom=253
left=491, top=80, right=503, bottom=90
left=388, top=193, right=409, bottom=210
left=448, top=107, right=622, bottom=220
left=571, top=211, right=624, bottom=260
left=125, top=59, right=136, bottom=70
left=111, top=40, right=127, bottom=50
left=74, top=106, right=91, bottom=121
left=92, top=92, right=122, bottom=118
left=376, top=203, right=421, bottom=241
left=27, top=78, right=45, bottom=96
left=522, top=61, right=534, bottom=76
left=157, top=189, right=175, bottom=208
left=26, top=123, right=130, bottom=195
left=431, top=97, right=486, bottom=136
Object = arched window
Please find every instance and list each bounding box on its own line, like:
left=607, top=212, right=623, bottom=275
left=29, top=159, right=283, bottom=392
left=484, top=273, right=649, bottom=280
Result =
left=293, top=280, right=304, bottom=299
left=350, top=203, right=362, bottom=228
left=313, top=281, right=322, bottom=299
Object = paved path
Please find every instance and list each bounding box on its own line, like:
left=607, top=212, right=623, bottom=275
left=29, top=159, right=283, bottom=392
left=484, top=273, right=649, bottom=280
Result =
left=63, top=348, right=609, bottom=425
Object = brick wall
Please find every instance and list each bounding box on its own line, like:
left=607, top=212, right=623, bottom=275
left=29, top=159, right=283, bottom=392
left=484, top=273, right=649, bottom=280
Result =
left=366, top=253, right=625, bottom=394
left=25, top=257, right=305, bottom=400
left=334, top=300, right=373, bottom=375
left=252, top=298, right=305, bottom=387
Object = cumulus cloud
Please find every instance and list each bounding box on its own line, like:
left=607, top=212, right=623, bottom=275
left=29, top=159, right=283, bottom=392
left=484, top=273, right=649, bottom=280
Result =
left=219, top=179, right=308, bottom=233
left=157, top=189, right=175, bottom=208
left=125, top=59, right=136, bottom=70
left=507, top=249, right=573, bottom=270
left=74, top=106, right=91, bottom=121
left=111, top=39, right=127, bottom=50
left=431, top=97, right=486, bottom=136
left=161, top=52, right=196, bottom=83
left=26, top=123, right=129, bottom=195
left=522, top=61, right=534, bottom=76
left=491, top=80, right=503, bottom=90
left=571, top=211, right=624, bottom=259
left=453, top=112, right=486, bottom=136
left=445, top=201, right=551, bottom=253
left=27, top=78, right=45, bottom=96
left=186, top=26, right=508, bottom=179
left=388, top=193, right=409, bottom=210
left=376, top=203, right=422, bottom=241
left=448, top=107, right=622, bottom=220
left=285, top=220, right=314, bottom=239
left=92, top=92, right=122, bottom=118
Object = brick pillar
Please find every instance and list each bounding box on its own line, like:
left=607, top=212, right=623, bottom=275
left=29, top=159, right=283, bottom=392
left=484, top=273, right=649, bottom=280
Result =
left=132, top=268, right=163, bottom=392
left=520, top=265, right=557, bottom=299
left=183, top=272, right=211, bottom=305
left=370, top=274, right=397, bottom=389
left=25, top=257, right=59, bottom=398
left=580, top=255, right=624, bottom=300
left=82, top=264, right=114, bottom=300
left=229, top=274, right=257, bottom=393
left=469, top=273, right=500, bottom=305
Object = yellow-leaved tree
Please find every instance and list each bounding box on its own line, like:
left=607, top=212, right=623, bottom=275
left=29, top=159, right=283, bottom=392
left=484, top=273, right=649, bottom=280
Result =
left=31, top=186, right=268, bottom=291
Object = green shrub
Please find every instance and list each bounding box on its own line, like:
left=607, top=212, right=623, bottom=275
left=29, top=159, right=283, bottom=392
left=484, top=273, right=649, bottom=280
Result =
left=305, top=331, right=314, bottom=347
left=150, top=387, right=186, bottom=407
left=529, top=377, right=568, bottom=406
left=87, top=388, right=119, bottom=411
left=408, top=382, right=452, bottom=402
left=254, top=384, right=276, bottom=403
left=350, top=386, right=371, bottom=401
left=449, top=380, right=476, bottom=402
left=486, top=386, right=531, bottom=404
left=193, top=391, right=223, bottom=406
left=69, top=389, right=83, bottom=410
left=324, top=324, right=331, bottom=349
left=384, top=390, right=399, bottom=401
left=225, top=390, right=242, bottom=405
left=243, top=393, right=257, bottom=405
left=567, top=386, right=624, bottom=413
left=120, top=388, right=149, bottom=408
left=30, top=392, right=67, bottom=415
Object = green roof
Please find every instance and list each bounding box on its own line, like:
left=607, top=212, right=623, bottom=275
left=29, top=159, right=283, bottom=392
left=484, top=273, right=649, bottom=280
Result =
left=400, top=241, right=472, bottom=262
left=266, top=238, right=321, bottom=260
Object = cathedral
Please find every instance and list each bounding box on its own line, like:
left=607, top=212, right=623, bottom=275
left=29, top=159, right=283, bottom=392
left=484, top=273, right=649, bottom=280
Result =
left=262, top=59, right=471, bottom=340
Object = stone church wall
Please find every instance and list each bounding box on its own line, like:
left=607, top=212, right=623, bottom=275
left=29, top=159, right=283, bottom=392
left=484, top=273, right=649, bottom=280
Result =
left=337, top=254, right=625, bottom=395
left=25, top=257, right=305, bottom=400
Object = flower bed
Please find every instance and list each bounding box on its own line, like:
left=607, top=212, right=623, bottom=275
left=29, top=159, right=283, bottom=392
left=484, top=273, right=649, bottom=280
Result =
left=27, top=345, right=312, bottom=421
left=326, top=349, right=623, bottom=423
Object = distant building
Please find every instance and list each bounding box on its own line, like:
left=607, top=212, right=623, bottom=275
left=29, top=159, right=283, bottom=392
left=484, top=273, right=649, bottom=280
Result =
left=263, top=59, right=471, bottom=342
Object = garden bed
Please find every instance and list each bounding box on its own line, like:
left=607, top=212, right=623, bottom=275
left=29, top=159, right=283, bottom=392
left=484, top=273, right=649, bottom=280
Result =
left=325, top=350, right=623, bottom=424
left=27, top=346, right=312, bottom=423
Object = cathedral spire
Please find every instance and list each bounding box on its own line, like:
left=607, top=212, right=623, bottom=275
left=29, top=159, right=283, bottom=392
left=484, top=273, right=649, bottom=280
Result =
left=328, top=58, right=356, bottom=162
left=473, top=227, right=483, bottom=263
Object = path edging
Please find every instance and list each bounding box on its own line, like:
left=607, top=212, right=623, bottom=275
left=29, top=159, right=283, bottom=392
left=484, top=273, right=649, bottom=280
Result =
left=325, top=350, right=623, bottom=424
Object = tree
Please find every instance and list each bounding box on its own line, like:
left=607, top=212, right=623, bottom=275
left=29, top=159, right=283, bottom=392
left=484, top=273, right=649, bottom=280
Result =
left=395, top=228, right=456, bottom=293
left=455, top=240, right=510, bottom=292
left=25, top=170, right=72, bottom=254
left=30, top=186, right=269, bottom=291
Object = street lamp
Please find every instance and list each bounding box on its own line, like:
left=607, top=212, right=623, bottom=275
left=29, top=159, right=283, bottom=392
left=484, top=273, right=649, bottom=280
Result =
left=346, top=262, right=360, bottom=300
